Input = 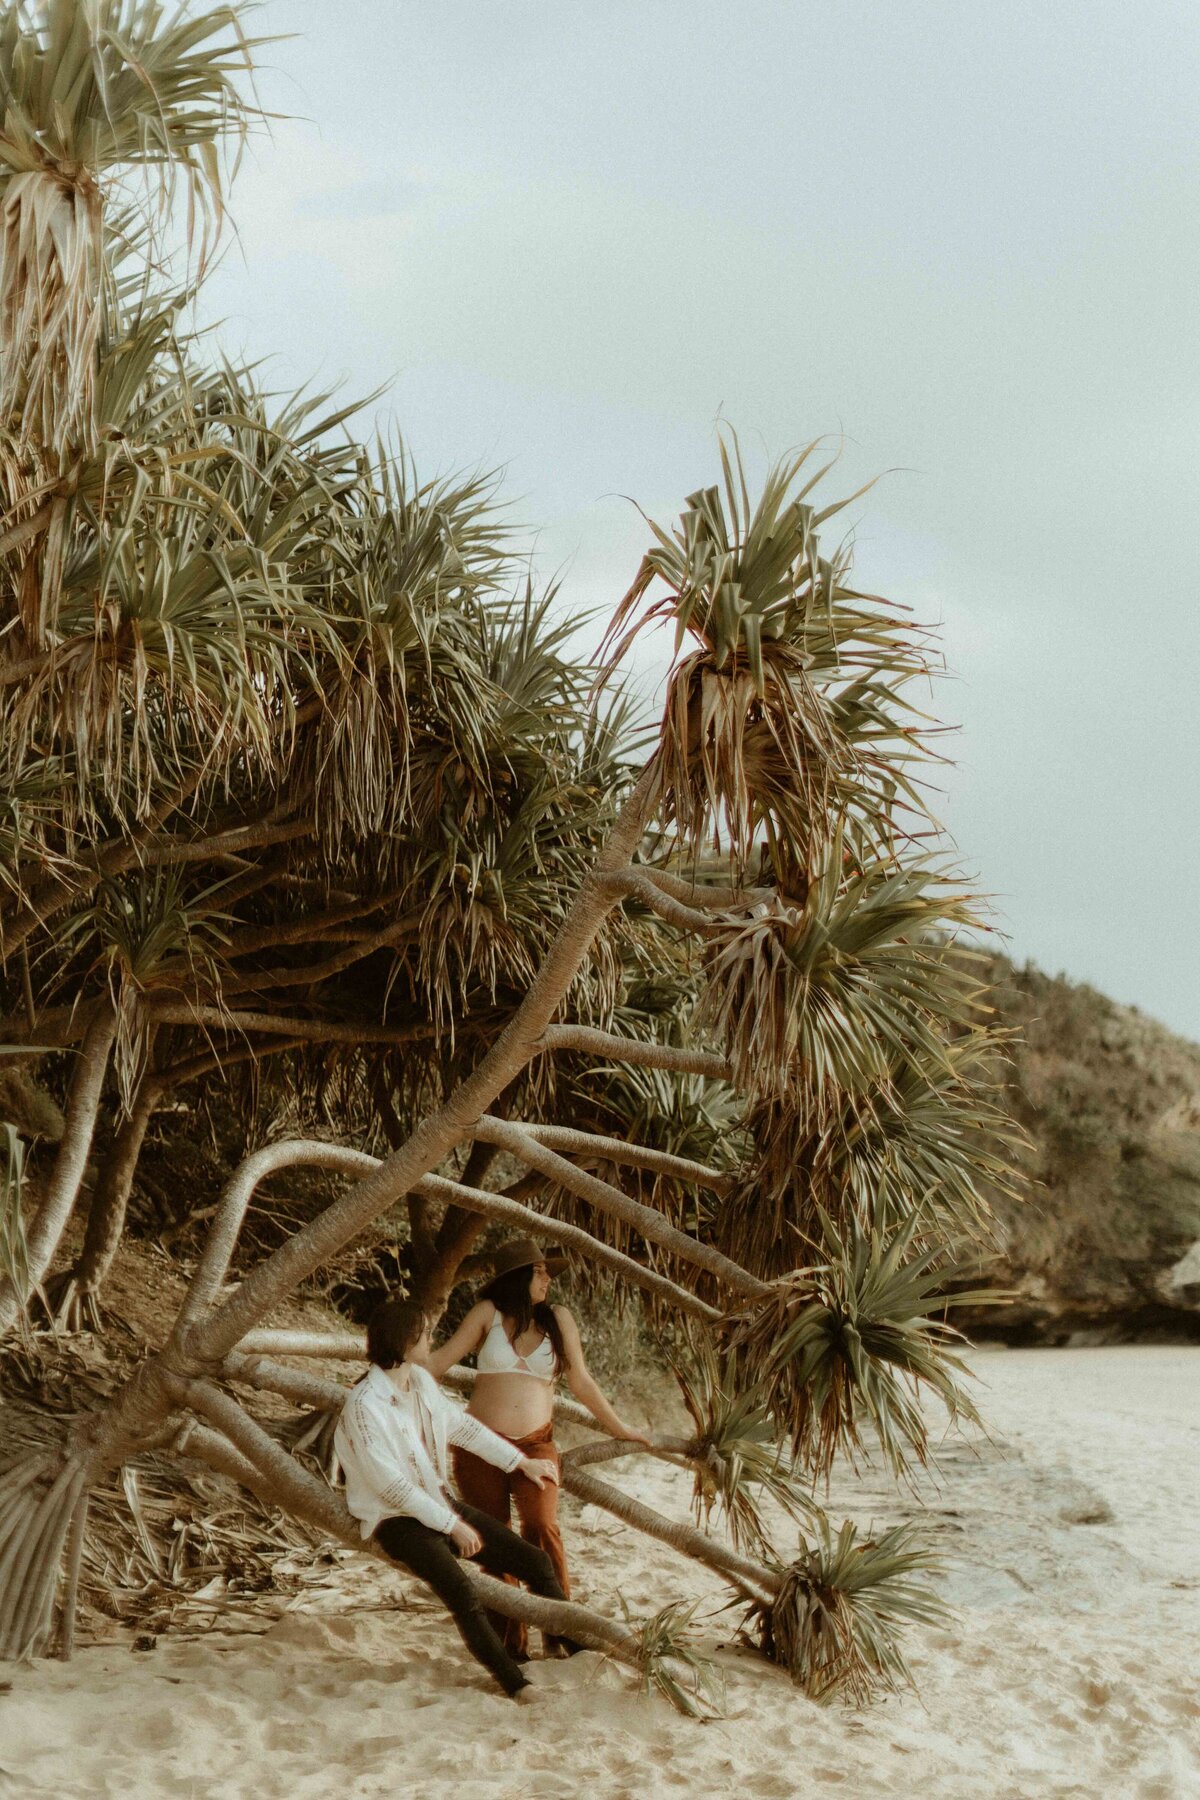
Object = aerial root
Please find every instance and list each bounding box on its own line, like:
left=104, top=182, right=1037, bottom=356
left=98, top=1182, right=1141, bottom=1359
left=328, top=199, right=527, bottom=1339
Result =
left=39, top=1270, right=104, bottom=1335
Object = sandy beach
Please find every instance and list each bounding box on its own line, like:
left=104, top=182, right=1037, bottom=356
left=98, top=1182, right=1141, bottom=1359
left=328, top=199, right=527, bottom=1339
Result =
left=3, top=1345, right=1198, bottom=1800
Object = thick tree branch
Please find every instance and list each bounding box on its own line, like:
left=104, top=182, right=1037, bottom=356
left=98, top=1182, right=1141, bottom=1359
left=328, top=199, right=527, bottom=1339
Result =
left=472, top=1116, right=768, bottom=1300
left=173, top=1406, right=646, bottom=1663
left=0, top=1005, right=117, bottom=1333
left=538, top=1024, right=732, bottom=1081
left=593, top=868, right=721, bottom=935
left=560, top=1464, right=777, bottom=1607
left=517, top=1123, right=733, bottom=1191
left=221, top=1353, right=348, bottom=1412
left=135, top=817, right=313, bottom=867
left=159, top=1036, right=311, bottom=1090
left=234, top=1329, right=368, bottom=1359
left=216, top=892, right=405, bottom=960
left=145, top=1004, right=432, bottom=1049
left=177, top=1141, right=379, bottom=1333
left=642, top=868, right=775, bottom=908
left=415, top=1171, right=723, bottom=1320
left=371, top=1068, right=437, bottom=1268
left=222, top=912, right=422, bottom=998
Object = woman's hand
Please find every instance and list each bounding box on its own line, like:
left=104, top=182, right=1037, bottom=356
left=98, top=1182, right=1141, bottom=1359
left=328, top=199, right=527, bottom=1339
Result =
left=555, top=1308, right=656, bottom=1449
left=518, top=1455, right=560, bottom=1489
left=618, top=1425, right=654, bottom=1449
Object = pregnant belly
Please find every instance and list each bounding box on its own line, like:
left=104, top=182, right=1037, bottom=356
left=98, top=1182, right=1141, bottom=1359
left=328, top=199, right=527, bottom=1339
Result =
left=468, top=1373, right=554, bottom=1440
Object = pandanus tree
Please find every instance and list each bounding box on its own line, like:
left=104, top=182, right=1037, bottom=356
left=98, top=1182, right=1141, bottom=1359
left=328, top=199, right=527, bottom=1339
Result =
left=0, top=0, right=1021, bottom=1705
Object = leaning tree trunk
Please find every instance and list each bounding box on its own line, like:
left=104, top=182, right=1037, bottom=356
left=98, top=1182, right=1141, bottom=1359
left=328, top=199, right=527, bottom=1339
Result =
left=406, top=1140, right=497, bottom=1317
left=0, top=1005, right=116, bottom=1335
left=0, top=768, right=774, bottom=1670
left=0, top=773, right=663, bottom=1650
left=170, top=1410, right=653, bottom=1672
left=44, top=1059, right=163, bottom=1332
left=560, top=1449, right=779, bottom=1608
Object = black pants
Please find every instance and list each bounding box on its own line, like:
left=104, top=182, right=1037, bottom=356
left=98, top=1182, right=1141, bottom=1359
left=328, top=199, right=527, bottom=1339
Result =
left=373, top=1503, right=570, bottom=1696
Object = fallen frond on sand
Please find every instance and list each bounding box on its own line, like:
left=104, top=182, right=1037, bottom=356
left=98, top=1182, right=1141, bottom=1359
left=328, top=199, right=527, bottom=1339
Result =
left=0, top=1340, right=327, bottom=1650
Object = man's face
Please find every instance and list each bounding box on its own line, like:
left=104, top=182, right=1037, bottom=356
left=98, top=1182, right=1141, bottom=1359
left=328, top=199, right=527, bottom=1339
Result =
left=529, top=1261, right=551, bottom=1304
left=407, top=1319, right=432, bottom=1364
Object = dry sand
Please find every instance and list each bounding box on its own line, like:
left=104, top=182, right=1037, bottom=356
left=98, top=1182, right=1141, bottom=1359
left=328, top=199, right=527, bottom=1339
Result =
left=3, top=1345, right=1198, bottom=1800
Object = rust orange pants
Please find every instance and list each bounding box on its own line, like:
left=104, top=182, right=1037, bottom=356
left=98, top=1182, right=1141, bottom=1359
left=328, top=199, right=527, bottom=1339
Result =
left=451, top=1422, right=570, bottom=1659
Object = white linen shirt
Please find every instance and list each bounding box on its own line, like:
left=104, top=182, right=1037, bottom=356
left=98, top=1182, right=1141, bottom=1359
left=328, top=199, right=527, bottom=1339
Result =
left=335, top=1361, right=522, bottom=1537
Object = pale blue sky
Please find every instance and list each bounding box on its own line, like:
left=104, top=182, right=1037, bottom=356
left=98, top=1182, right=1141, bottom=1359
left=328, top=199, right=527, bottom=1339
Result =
left=196, top=0, right=1200, bottom=1039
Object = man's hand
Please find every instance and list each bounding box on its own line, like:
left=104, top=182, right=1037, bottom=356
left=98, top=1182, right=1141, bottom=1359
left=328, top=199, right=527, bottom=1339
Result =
left=518, top=1455, right=560, bottom=1489
left=448, top=1516, right=483, bottom=1557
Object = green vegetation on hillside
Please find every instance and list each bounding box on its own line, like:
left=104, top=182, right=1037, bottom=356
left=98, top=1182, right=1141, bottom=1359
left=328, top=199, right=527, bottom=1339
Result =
left=967, top=956, right=1200, bottom=1341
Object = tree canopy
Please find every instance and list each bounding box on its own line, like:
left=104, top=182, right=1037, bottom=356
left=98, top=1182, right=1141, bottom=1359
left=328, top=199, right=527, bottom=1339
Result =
left=0, top=0, right=1022, bottom=1708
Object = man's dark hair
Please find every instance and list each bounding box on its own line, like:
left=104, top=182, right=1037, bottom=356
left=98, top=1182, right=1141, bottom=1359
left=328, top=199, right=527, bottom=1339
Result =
left=366, top=1298, right=428, bottom=1369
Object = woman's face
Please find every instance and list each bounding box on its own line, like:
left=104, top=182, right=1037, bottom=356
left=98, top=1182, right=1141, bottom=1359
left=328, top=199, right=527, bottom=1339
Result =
left=528, top=1261, right=551, bottom=1305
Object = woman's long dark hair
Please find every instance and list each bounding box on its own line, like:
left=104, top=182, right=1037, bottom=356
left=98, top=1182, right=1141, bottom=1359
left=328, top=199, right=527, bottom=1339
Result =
left=479, top=1265, right=568, bottom=1372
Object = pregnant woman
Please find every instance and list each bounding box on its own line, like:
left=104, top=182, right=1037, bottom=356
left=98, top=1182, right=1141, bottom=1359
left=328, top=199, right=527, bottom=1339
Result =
left=424, top=1236, right=652, bottom=1660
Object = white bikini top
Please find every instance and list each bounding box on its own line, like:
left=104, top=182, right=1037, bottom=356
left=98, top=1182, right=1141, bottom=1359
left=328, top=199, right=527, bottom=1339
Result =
left=476, top=1307, right=557, bottom=1381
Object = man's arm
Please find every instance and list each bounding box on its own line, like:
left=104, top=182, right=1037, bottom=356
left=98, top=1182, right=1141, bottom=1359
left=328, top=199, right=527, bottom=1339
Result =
left=338, top=1398, right=457, bottom=1534
left=444, top=1404, right=524, bottom=1473
left=443, top=1403, right=559, bottom=1490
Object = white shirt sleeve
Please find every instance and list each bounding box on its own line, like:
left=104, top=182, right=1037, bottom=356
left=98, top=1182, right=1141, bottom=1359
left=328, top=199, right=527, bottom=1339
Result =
left=338, top=1394, right=457, bottom=1534
left=444, top=1404, right=524, bottom=1473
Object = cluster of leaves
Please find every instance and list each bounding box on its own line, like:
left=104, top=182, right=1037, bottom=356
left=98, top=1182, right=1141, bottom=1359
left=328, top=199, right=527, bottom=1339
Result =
left=672, top=1336, right=818, bottom=1556
left=751, top=1518, right=949, bottom=1705
left=720, top=1212, right=997, bottom=1478
left=622, top=1596, right=727, bottom=1719
left=0, top=258, right=650, bottom=1210
left=0, top=0, right=1026, bottom=1709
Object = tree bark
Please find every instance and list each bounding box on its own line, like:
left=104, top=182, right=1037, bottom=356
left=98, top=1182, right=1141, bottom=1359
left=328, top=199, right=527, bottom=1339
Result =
left=472, top=1116, right=769, bottom=1299
left=0, top=1006, right=117, bottom=1335
left=560, top=1463, right=777, bottom=1607
left=144, top=1005, right=432, bottom=1048
left=593, top=868, right=721, bottom=934
left=49, top=1059, right=164, bottom=1328
left=537, top=1024, right=732, bottom=1080
left=641, top=869, right=774, bottom=907
left=516, top=1122, right=732, bottom=1190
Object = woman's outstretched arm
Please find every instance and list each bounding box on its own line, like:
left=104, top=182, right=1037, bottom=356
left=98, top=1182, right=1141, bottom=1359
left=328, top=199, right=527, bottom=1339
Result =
left=555, top=1307, right=652, bottom=1445
left=424, top=1300, right=493, bottom=1380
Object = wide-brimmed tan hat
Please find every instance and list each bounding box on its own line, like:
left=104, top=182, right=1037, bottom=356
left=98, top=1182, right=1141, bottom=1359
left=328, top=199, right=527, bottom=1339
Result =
left=487, top=1236, right=567, bottom=1280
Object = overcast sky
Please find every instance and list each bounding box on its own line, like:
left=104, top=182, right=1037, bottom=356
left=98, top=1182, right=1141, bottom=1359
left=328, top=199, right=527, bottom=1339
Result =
left=195, top=1, right=1200, bottom=1041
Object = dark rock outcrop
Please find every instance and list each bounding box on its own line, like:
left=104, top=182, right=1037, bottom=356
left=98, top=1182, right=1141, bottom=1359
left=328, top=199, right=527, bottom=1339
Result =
left=962, top=957, right=1200, bottom=1344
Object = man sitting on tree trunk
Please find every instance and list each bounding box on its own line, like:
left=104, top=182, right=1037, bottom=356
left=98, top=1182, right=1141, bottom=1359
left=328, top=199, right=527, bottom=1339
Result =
left=334, top=1297, right=575, bottom=1700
